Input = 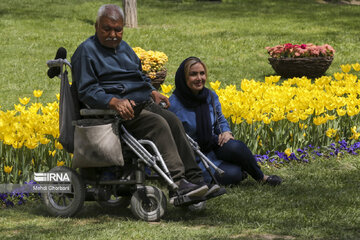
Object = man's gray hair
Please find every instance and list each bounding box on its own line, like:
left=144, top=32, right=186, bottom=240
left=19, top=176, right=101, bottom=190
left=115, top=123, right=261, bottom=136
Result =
left=96, top=4, right=124, bottom=25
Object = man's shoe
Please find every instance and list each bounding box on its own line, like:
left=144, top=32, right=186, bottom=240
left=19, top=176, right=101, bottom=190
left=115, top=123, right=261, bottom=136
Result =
left=194, top=181, right=221, bottom=197
left=204, top=183, right=220, bottom=197
left=177, top=179, right=209, bottom=196
left=204, top=186, right=226, bottom=200
left=169, top=179, right=208, bottom=204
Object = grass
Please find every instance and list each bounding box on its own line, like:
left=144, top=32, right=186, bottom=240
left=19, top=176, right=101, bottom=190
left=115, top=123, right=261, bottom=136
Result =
left=1, top=0, right=360, bottom=239
left=1, top=155, right=360, bottom=239
left=0, top=0, right=360, bottom=109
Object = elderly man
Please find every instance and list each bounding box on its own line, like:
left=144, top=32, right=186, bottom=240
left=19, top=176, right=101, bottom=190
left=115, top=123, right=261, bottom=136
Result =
left=71, top=4, right=223, bottom=203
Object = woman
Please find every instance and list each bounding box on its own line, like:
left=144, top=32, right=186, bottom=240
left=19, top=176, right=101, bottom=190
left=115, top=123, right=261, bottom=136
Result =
left=169, top=57, right=282, bottom=186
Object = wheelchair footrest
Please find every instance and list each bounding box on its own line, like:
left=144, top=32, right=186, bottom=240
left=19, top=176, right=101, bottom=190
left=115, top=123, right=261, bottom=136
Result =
left=173, top=195, right=204, bottom=207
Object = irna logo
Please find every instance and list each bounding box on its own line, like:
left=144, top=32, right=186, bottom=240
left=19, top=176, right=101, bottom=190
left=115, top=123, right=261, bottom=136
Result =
left=34, top=172, right=71, bottom=182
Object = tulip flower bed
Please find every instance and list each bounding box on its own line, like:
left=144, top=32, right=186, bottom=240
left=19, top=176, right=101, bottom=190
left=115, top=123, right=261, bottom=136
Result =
left=0, top=91, right=71, bottom=184
left=1, top=62, right=360, bottom=207
left=213, top=63, right=360, bottom=158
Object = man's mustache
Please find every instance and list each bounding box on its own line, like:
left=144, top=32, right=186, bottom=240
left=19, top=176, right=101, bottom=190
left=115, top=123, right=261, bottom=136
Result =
left=106, top=37, right=118, bottom=41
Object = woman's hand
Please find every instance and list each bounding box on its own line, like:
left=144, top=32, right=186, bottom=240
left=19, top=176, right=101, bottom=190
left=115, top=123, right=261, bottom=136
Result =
left=151, top=91, right=170, bottom=108
left=218, top=131, right=234, bottom=147
left=108, top=97, right=135, bottom=120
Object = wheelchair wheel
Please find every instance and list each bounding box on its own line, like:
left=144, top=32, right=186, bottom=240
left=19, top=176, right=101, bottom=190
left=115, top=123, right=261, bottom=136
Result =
left=188, top=201, right=206, bottom=212
left=42, top=166, right=85, bottom=217
left=97, top=195, right=131, bottom=209
left=130, top=186, right=166, bottom=222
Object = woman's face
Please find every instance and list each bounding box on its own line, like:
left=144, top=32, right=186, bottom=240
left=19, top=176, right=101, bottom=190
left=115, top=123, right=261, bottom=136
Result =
left=186, top=62, right=207, bottom=95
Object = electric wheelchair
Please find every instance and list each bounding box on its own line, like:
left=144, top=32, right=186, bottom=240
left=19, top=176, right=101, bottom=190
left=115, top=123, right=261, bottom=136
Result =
left=42, top=48, right=224, bottom=221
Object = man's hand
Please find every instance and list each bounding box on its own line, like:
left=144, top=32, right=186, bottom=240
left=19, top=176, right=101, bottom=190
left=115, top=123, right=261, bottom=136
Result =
left=218, top=131, right=234, bottom=147
left=151, top=91, right=170, bottom=108
left=108, top=97, right=135, bottom=120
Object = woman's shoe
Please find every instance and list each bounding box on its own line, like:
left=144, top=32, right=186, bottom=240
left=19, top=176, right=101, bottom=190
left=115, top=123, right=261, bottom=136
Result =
left=241, top=171, right=248, bottom=181
left=264, top=175, right=282, bottom=186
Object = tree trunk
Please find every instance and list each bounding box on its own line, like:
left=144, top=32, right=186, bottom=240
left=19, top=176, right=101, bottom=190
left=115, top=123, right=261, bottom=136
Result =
left=122, top=0, right=137, bottom=28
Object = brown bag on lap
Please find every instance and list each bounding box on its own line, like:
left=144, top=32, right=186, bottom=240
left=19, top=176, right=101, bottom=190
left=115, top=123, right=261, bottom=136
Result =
left=72, top=120, right=124, bottom=168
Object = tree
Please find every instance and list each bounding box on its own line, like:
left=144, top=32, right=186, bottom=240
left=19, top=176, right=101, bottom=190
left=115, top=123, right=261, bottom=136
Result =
left=122, top=0, right=137, bottom=28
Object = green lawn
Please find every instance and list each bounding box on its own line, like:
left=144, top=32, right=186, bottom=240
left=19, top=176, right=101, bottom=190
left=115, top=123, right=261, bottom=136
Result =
left=1, top=155, right=360, bottom=239
left=1, top=0, right=360, bottom=239
left=0, top=0, right=360, bottom=109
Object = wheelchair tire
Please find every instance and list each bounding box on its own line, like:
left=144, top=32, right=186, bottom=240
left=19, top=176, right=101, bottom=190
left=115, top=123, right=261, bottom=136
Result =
left=130, top=186, right=166, bottom=222
left=97, top=195, right=131, bottom=209
left=188, top=201, right=206, bottom=212
left=42, top=166, right=85, bottom=217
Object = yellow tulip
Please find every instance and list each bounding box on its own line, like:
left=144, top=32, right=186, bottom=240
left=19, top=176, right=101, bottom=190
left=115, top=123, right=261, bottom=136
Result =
left=264, top=75, right=281, bottom=84
left=347, top=107, right=359, bottom=117
left=326, top=128, right=337, bottom=138
left=286, top=112, right=299, bottom=123
left=12, top=141, right=23, bottom=149
left=284, top=148, right=291, bottom=157
left=336, top=108, right=346, bottom=116
left=351, top=63, right=360, bottom=71
left=262, top=116, right=271, bottom=125
left=349, top=132, right=360, bottom=140
left=349, top=126, right=360, bottom=140
left=49, top=150, right=56, bottom=157
left=19, top=97, right=31, bottom=105
left=334, top=72, right=344, bottom=81
left=210, top=80, right=221, bottom=90
left=39, top=137, right=50, bottom=145
left=28, top=102, right=42, bottom=113
left=313, top=116, right=327, bottom=125
left=160, top=84, right=173, bottom=94
left=351, top=126, right=358, bottom=134
left=340, top=64, right=351, bottom=73
left=57, top=161, right=65, bottom=167
left=245, top=117, right=253, bottom=125
left=56, top=93, right=60, bottom=101
left=25, top=139, right=39, bottom=149
left=33, top=90, right=43, bottom=98
left=14, top=104, right=26, bottom=112
left=55, top=140, right=63, bottom=150
left=4, top=165, right=13, bottom=174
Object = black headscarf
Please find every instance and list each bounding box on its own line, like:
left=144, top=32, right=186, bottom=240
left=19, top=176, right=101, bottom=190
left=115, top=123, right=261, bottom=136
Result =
left=173, top=57, right=216, bottom=153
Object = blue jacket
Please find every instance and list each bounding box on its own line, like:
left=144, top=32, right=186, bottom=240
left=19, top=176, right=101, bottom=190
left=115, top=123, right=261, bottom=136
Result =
left=71, top=35, right=155, bottom=109
left=169, top=90, right=231, bottom=175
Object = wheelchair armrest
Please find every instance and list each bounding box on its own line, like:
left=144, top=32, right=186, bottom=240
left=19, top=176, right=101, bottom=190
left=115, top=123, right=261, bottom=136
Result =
left=80, top=109, right=118, bottom=117
left=47, top=59, right=71, bottom=68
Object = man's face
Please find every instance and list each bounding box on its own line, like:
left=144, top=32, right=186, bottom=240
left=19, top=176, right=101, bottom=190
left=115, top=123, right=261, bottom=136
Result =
left=95, top=16, right=124, bottom=49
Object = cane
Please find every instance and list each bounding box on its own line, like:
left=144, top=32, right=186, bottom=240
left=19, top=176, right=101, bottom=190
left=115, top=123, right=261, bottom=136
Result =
left=186, top=134, right=225, bottom=185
